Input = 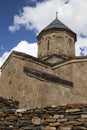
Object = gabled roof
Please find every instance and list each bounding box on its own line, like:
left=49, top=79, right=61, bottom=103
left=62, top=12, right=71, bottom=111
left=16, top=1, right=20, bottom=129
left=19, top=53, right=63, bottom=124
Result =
left=1, top=51, right=87, bottom=71
left=37, top=18, right=76, bottom=41
left=0, top=51, right=53, bottom=70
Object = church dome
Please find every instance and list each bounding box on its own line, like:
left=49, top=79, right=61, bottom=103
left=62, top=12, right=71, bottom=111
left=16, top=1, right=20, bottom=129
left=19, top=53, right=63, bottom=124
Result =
left=43, top=18, right=72, bottom=31
left=37, top=18, right=77, bottom=41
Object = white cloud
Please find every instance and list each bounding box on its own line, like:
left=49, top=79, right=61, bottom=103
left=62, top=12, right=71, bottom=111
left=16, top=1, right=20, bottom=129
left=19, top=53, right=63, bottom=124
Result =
left=8, top=0, right=87, bottom=38
left=9, top=0, right=65, bottom=33
left=9, top=24, right=20, bottom=33
left=0, top=41, right=38, bottom=68
left=12, top=40, right=38, bottom=57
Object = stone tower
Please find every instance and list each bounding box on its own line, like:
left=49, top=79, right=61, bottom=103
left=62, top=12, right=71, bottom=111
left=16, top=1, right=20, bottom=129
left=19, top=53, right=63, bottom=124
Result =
left=37, top=17, right=77, bottom=59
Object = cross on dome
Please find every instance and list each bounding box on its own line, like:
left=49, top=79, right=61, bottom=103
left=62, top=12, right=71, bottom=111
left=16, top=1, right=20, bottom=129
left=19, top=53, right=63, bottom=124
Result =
left=56, top=11, right=58, bottom=19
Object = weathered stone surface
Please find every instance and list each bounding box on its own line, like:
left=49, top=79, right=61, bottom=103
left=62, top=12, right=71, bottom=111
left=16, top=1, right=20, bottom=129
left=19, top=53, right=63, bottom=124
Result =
left=64, top=120, right=83, bottom=125
left=46, top=126, right=56, bottom=130
left=32, top=117, right=41, bottom=125
left=81, top=114, right=87, bottom=119
left=72, top=126, right=87, bottom=130
left=53, top=114, right=64, bottom=119
left=57, top=118, right=67, bottom=122
left=66, top=108, right=80, bottom=113
left=59, top=125, right=72, bottom=130
left=49, top=122, right=60, bottom=126
left=46, top=118, right=56, bottom=123
left=0, top=98, right=87, bottom=130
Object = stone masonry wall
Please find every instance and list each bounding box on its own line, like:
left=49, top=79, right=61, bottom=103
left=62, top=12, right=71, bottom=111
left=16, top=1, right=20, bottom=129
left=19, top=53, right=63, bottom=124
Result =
left=0, top=97, right=87, bottom=130
left=0, top=53, right=74, bottom=109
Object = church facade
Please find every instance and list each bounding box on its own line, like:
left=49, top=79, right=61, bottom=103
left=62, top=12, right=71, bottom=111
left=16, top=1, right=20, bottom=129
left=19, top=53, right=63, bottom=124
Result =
left=0, top=17, right=87, bottom=108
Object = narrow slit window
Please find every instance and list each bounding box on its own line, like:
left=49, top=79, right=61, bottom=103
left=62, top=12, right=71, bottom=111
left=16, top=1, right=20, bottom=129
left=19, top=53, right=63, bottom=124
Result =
left=47, top=40, right=50, bottom=50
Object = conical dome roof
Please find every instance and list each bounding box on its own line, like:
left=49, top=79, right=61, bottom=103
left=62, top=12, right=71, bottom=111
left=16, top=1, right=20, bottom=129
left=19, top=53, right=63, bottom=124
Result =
left=43, top=18, right=71, bottom=31
left=37, top=18, right=76, bottom=41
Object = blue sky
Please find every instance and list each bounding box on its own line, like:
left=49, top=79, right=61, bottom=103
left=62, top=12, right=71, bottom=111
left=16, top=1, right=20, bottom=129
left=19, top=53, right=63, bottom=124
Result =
left=0, top=0, right=87, bottom=67
left=0, top=0, right=39, bottom=56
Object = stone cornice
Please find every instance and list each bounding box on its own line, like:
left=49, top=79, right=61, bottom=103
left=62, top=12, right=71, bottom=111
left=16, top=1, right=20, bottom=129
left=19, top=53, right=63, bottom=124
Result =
left=52, top=57, right=87, bottom=69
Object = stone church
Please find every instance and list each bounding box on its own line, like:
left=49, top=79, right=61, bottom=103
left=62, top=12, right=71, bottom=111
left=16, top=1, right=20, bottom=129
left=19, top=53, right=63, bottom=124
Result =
left=0, top=16, right=87, bottom=109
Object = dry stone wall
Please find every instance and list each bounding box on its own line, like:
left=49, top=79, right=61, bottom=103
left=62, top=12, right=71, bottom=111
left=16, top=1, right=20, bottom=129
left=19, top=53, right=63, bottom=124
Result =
left=0, top=97, right=87, bottom=130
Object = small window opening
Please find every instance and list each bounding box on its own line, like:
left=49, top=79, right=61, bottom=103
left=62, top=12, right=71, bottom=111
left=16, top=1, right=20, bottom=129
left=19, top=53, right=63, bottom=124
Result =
left=47, top=40, right=50, bottom=50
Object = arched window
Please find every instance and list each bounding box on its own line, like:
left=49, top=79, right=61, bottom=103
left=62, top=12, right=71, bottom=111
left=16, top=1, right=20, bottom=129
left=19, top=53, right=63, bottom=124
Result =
left=47, top=40, right=50, bottom=50
left=45, top=37, right=51, bottom=51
